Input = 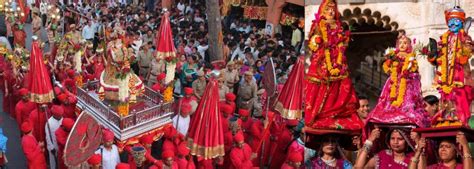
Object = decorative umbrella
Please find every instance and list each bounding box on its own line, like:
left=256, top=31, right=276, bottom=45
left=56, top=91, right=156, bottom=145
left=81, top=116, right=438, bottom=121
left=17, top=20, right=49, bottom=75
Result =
left=28, top=36, right=54, bottom=103
left=274, top=56, right=304, bottom=120
left=27, top=37, right=55, bottom=160
left=155, top=9, right=177, bottom=84
left=187, top=75, right=225, bottom=160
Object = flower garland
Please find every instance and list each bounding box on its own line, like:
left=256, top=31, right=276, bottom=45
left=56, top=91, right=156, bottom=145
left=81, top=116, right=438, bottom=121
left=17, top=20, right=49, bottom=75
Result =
left=436, top=29, right=470, bottom=94
left=385, top=53, right=417, bottom=107
left=319, top=20, right=344, bottom=76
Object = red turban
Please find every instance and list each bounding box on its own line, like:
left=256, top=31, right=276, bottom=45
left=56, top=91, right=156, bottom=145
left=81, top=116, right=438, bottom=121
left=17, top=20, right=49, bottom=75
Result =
left=233, top=132, right=244, bottom=143
left=288, top=152, right=303, bottom=163
left=162, top=150, right=175, bottom=159
left=177, top=142, right=190, bottom=156
left=54, top=87, right=62, bottom=95
left=57, top=94, right=68, bottom=103
left=164, top=127, right=177, bottom=139
left=18, top=88, right=29, bottom=96
left=51, top=105, right=64, bottom=116
left=157, top=73, right=166, bottom=81
left=67, top=69, right=76, bottom=78
left=140, top=134, right=154, bottom=145
left=220, top=104, right=233, bottom=115
left=21, top=122, right=32, bottom=133
left=103, top=128, right=114, bottom=142
left=184, top=87, right=193, bottom=95
left=115, top=163, right=131, bottom=169
left=287, top=119, right=299, bottom=127
left=87, top=154, right=102, bottom=165
left=238, top=109, right=249, bottom=117
left=62, top=118, right=75, bottom=131
left=225, top=93, right=236, bottom=101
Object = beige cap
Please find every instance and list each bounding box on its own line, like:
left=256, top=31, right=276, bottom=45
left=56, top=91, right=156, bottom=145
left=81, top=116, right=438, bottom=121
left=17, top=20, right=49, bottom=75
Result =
left=244, top=71, right=253, bottom=76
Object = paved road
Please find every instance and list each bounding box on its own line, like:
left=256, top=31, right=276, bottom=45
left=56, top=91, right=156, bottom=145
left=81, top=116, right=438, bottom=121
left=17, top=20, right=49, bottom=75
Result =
left=0, top=92, right=27, bottom=168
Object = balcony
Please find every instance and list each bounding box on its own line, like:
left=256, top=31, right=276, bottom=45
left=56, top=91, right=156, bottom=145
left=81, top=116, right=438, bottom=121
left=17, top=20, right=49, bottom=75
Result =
left=76, top=81, right=173, bottom=141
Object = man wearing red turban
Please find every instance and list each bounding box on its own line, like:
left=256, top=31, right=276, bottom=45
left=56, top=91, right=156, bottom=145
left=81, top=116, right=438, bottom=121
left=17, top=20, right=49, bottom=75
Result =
left=152, top=150, right=178, bottom=169
left=176, top=142, right=195, bottom=169
left=176, top=87, right=198, bottom=116
left=15, top=88, right=36, bottom=127
left=95, top=128, right=120, bottom=169
left=281, top=152, right=303, bottom=169
left=45, top=105, right=64, bottom=169
left=238, top=109, right=253, bottom=143
left=162, top=126, right=184, bottom=154
left=229, top=133, right=254, bottom=169
left=87, top=154, right=102, bottom=169
left=172, top=103, right=192, bottom=136
left=58, top=94, right=77, bottom=120
left=269, top=119, right=298, bottom=168
left=221, top=93, right=236, bottom=115
left=55, top=118, right=75, bottom=169
left=21, top=122, right=47, bottom=169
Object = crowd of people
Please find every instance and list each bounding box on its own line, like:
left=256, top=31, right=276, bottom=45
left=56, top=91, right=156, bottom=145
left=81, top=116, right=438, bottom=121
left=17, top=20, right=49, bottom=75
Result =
left=0, top=0, right=304, bottom=169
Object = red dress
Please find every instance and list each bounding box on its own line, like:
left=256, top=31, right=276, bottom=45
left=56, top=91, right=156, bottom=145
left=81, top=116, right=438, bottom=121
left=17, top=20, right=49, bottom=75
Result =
left=21, top=135, right=47, bottom=169
left=93, top=60, right=105, bottom=80
left=305, top=11, right=362, bottom=130
left=270, top=126, right=293, bottom=168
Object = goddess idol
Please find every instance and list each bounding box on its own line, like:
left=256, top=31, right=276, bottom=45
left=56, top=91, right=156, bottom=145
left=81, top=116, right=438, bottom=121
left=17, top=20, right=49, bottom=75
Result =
left=366, top=32, right=430, bottom=129
left=98, top=27, right=144, bottom=111
left=428, top=6, right=473, bottom=126
left=305, top=0, right=363, bottom=131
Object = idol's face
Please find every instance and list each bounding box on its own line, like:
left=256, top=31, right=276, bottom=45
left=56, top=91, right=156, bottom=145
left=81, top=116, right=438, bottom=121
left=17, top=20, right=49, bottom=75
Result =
left=448, top=18, right=463, bottom=33
left=398, top=38, right=410, bottom=52
left=323, top=3, right=336, bottom=20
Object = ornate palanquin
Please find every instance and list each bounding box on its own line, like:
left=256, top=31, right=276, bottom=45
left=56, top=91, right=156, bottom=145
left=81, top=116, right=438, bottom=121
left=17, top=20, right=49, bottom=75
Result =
left=76, top=81, right=173, bottom=146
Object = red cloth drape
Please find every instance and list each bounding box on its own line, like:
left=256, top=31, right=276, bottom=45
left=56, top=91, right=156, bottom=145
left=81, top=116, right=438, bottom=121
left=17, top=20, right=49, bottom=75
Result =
left=187, top=79, right=225, bottom=160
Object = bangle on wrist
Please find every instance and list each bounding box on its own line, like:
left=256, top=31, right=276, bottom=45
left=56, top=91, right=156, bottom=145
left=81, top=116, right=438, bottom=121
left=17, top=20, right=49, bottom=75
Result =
left=362, top=140, right=373, bottom=153
left=463, top=154, right=472, bottom=159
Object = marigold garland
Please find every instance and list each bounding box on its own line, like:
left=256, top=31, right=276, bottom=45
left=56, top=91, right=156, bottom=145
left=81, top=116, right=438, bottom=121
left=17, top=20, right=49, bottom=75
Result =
left=386, top=53, right=417, bottom=107
left=163, top=86, right=173, bottom=102
left=319, top=20, right=344, bottom=77
left=436, top=29, right=471, bottom=94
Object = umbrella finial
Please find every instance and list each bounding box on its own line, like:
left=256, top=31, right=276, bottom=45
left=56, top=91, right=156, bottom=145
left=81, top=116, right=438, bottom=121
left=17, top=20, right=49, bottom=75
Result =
left=162, top=8, right=168, bottom=13
left=32, top=35, right=38, bottom=41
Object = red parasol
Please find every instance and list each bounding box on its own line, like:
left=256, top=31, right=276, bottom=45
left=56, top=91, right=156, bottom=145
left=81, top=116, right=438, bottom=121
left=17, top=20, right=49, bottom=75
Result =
left=274, top=56, right=304, bottom=120
left=187, top=78, right=225, bottom=160
left=28, top=37, right=54, bottom=103
left=155, top=9, right=176, bottom=60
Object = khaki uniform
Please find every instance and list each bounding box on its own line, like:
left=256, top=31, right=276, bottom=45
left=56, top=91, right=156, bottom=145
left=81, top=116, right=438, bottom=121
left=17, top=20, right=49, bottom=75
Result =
left=237, top=81, right=258, bottom=111
left=192, top=79, right=207, bottom=99
left=147, top=59, right=165, bottom=86
left=223, top=69, right=239, bottom=88
left=218, top=85, right=230, bottom=101
left=138, top=49, right=154, bottom=78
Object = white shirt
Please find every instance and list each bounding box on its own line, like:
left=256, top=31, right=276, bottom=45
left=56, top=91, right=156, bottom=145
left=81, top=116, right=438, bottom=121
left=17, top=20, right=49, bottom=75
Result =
left=95, top=145, right=120, bottom=169
left=197, top=45, right=209, bottom=59
left=172, top=114, right=190, bottom=136
left=45, top=117, right=63, bottom=151
left=82, top=25, right=95, bottom=40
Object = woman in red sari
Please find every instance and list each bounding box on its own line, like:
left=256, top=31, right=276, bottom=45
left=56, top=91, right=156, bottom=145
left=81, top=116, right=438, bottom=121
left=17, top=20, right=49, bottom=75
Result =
left=305, top=0, right=362, bottom=130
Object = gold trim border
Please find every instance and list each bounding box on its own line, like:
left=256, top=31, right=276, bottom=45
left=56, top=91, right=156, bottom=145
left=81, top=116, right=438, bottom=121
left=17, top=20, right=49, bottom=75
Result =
left=306, top=74, right=349, bottom=84
left=156, top=51, right=176, bottom=58
left=30, top=91, right=55, bottom=104
left=274, top=101, right=302, bottom=120
left=186, top=138, right=225, bottom=159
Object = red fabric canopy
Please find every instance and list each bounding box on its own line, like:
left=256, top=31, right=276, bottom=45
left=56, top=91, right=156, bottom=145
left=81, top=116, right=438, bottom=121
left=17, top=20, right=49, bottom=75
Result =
left=187, top=78, right=225, bottom=160
left=28, top=39, right=54, bottom=103
left=155, top=11, right=176, bottom=59
left=274, top=56, right=304, bottom=120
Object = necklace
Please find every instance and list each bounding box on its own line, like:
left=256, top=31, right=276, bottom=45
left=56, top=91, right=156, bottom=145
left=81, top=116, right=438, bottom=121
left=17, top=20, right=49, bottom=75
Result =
left=321, top=157, right=336, bottom=166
